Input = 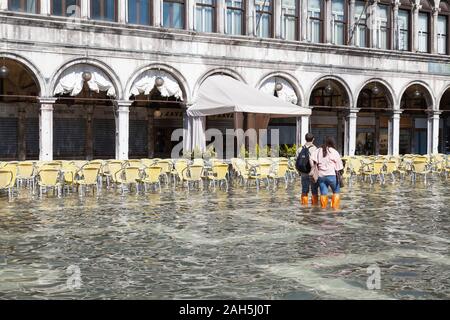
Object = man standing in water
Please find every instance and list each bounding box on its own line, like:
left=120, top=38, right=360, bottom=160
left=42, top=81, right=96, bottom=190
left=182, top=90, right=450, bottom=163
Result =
left=296, top=133, right=319, bottom=205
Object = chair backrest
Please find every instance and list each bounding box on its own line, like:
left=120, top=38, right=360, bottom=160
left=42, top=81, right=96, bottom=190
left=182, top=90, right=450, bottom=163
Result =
left=63, top=165, right=78, bottom=184
left=157, top=160, right=172, bottom=174
left=17, top=162, right=34, bottom=178
left=175, top=160, right=188, bottom=178
left=81, top=167, right=99, bottom=184
left=273, top=162, right=288, bottom=177
left=384, top=161, right=397, bottom=174
left=3, top=163, right=18, bottom=184
left=39, top=169, right=60, bottom=186
left=212, top=164, right=229, bottom=180
left=144, top=166, right=162, bottom=183
left=127, top=159, right=142, bottom=168
left=105, top=162, right=123, bottom=182
left=188, top=165, right=204, bottom=180
left=373, top=161, right=385, bottom=174
left=192, top=158, right=205, bottom=166
left=258, top=163, right=272, bottom=177
left=124, top=166, right=141, bottom=183
left=412, top=160, right=428, bottom=173
left=0, top=170, right=14, bottom=189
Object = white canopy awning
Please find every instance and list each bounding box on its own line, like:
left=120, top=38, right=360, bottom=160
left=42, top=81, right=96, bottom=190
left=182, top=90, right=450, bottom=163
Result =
left=54, top=65, right=116, bottom=97
left=187, top=75, right=311, bottom=117
left=130, top=70, right=183, bottom=100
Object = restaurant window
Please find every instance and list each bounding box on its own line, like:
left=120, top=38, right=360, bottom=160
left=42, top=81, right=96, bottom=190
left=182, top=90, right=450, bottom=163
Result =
left=437, top=15, right=448, bottom=54
left=163, top=0, right=185, bottom=29
left=128, top=0, right=152, bottom=25
left=308, top=0, right=323, bottom=43
left=418, top=12, right=429, bottom=53
left=331, top=0, right=345, bottom=45
left=8, top=0, right=40, bottom=13
left=255, top=0, right=273, bottom=38
left=52, top=0, right=80, bottom=17
left=282, top=0, right=298, bottom=41
left=91, top=0, right=117, bottom=22
left=378, top=4, right=390, bottom=49
left=398, top=9, right=410, bottom=51
left=354, top=0, right=368, bottom=47
left=196, top=0, right=215, bottom=32
left=226, top=0, right=244, bottom=35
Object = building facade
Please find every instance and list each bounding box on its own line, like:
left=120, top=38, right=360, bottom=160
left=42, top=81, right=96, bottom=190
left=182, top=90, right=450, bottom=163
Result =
left=0, top=0, right=449, bottom=161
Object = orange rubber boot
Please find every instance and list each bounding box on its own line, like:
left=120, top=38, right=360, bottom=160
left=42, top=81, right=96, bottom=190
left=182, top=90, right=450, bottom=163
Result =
left=301, top=194, right=309, bottom=205
left=320, top=195, right=328, bottom=208
left=311, top=195, right=319, bottom=205
left=331, top=194, right=340, bottom=210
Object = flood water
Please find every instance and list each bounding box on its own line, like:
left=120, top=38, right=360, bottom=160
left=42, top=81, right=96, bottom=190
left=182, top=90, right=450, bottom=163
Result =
left=0, top=177, right=449, bottom=299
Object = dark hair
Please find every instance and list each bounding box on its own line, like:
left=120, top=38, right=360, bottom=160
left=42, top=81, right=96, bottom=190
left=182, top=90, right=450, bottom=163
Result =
left=305, top=133, right=314, bottom=142
left=321, top=136, right=336, bottom=158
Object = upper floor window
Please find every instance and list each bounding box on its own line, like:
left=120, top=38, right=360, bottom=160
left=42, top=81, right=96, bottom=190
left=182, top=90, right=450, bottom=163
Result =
left=226, top=0, right=245, bottom=35
left=308, top=0, right=323, bottom=43
left=52, top=0, right=80, bottom=17
left=8, top=0, right=40, bottom=13
left=437, top=15, right=448, bottom=55
left=282, top=0, right=298, bottom=41
left=91, top=0, right=117, bottom=22
left=163, top=0, right=185, bottom=29
left=255, top=0, right=273, bottom=38
left=418, top=12, right=429, bottom=53
left=196, top=0, right=215, bottom=33
left=377, top=4, right=390, bottom=50
left=128, top=0, right=152, bottom=25
left=331, top=0, right=345, bottom=45
left=354, top=0, right=368, bottom=47
left=398, top=9, right=410, bottom=51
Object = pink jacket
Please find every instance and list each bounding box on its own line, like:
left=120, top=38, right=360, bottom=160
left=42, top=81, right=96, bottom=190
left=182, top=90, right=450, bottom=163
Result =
left=311, top=147, right=344, bottom=177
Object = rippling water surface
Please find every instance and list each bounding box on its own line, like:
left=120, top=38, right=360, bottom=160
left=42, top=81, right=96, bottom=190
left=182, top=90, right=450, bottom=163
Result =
left=0, top=178, right=449, bottom=299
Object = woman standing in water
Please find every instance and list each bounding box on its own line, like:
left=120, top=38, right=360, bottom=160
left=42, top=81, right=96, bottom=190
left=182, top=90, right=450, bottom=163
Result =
left=311, top=136, right=344, bottom=209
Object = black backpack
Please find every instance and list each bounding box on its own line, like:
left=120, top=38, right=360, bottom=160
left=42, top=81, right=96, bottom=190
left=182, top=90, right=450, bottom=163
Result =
left=295, top=145, right=312, bottom=173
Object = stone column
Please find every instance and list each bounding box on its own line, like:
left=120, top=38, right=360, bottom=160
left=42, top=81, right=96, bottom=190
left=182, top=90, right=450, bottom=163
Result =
left=18, top=104, right=27, bottom=161
left=412, top=0, right=422, bottom=52
left=324, top=0, right=332, bottom=43
left=348, top=0, right=355, bottom=45
left=301, top=0, right=308, bottom=41
left=345, top=109, right=359, bottom=156
left=274, top=0, right=282, bottom=38
left=370, top=0, right=379, bottom=48
left=217, top=0, right=225, bottom=33
left=187, top=0, right=195, bottom=30
left=81, top=0, right=89, bottom=19
left=0, top=0, right=7, bottom=11
left=39, top=98, right=56, bottom=161
left=153, top=0, right=162, bottom=27
left=431, top=4, right=441, bottom=54
left=296, top=115, right=310, bottom=148
left=118, top=0, right=127, bottom=23
left=392, top=0, right=400, bottom=50
left=115, top=101, right=132, bottom=160
left=40, top=0, right=50, bottom=15
left=389, top=109, right=402, bottom=156
left=247, top=0, right=255, bottom=36
left=428, top=111, right=441, bottom=154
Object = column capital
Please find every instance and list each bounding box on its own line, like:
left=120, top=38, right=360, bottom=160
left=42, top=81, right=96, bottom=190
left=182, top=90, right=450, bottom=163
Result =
left=116, top=100, right=133, bottom=108
left=38, top=97, right=57, bottom=105
left=392, top=109, right=403, bottom=115
left=428, top=110, right=442, bottom=117
left=432, top=7, right=441, bottom=16
left=347, top=108, right=360, bottom=116
left=391, top=0, right=401, bottom=9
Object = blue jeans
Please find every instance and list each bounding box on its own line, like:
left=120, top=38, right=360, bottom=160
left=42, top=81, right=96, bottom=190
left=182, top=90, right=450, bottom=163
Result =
left=318, top=175, right=340, bottom=195
left=301, top=173, right=319, bottom=195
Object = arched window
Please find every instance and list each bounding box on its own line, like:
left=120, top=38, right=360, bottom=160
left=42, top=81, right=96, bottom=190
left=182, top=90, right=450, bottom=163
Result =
left=398, top=9, right=410, bottom=51
left=377, top=3, right=391, bottom=50
left=128, top=0, right=152, bottom=25
left=226, top=0, right=245, bottom=35
left=418, top=12, right=430, bottom=53
left=52, top=0, right=80, bottom=17
left=8, top=0, right=40, bottom=13
left=255, top=0, right=273, bottom=38
left=91, top=0, right=118, bottom=22
left=308, top=0, right=323, bottom=43
left=331, top=0, right=346, bottom=45
left=282, top=0, right=298, bottom=41
left=195, top=0, right=215, bottom=33
left=163, top=0, right=185, bottom=29
left=437, top=15, right=448, bottom=55
left=354, top=0, right=368, bottom=47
